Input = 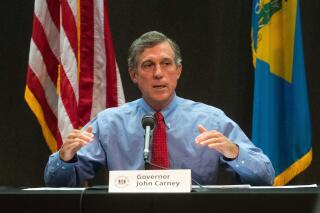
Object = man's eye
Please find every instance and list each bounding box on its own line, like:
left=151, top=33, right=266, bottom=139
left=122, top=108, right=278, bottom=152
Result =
left=142, top=62, right=153, bottom=69
left=162, top=61, right=172, bottom=67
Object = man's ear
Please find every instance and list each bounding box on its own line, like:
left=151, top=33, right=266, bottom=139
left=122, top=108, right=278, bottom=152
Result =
left=176, top=64, right=182, bottom=79
left=129, top=69, right=138, bottom=84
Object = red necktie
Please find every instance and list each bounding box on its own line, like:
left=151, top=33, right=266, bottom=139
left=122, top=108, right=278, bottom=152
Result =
left=151, top=112, right=168, bottom=169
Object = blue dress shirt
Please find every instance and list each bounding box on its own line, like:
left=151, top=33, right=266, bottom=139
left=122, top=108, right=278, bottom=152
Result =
left=44, top=95, right=275, bottom=186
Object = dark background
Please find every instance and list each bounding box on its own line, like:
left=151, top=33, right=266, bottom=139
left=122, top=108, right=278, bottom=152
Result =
left=0, top=0, right=319, bottom=187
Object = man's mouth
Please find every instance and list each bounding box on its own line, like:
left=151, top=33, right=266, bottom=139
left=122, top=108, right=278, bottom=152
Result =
left=153, top=85, right=166, bottom=89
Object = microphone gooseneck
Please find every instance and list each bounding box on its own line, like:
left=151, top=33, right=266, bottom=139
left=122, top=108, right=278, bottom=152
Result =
left=141, top=115, right=155, bottom=167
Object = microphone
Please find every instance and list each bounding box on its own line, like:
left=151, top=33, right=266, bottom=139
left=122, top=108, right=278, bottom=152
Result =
left=141, top=115, right=155, bottom=166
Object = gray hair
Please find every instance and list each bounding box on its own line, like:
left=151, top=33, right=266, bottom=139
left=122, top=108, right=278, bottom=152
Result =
left=128, top=31, right=182, bottom=71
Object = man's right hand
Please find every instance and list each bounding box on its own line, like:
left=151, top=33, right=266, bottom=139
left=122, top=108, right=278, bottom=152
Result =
left=59, top=126, right=94, bottom=162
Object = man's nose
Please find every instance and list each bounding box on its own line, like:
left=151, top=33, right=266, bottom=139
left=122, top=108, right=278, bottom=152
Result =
left=154, top=64, right=164, bottom=78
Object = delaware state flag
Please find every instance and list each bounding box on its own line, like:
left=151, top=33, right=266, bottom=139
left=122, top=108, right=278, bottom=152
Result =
left=251, top=0, right=312, bottom=185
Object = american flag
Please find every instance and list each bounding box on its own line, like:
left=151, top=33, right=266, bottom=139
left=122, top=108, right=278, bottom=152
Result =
left=25, top=0, right=125, bottom=152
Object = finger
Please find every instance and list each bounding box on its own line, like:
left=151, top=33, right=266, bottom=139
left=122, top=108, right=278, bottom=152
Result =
left=195, top=124, right=207, bottom=144
left=67, top=129, right=82, bottom=139
left=60, top=141, right=84, bottom=161
left=65, top=140, right=84, bottom=151
left=78, top=132, right=94, bottom=142
left=207, top=143, right=224, bottom=154
left=68, top=128, right=94, bottom=143
left=198, top=137, right=224, bottom=146
left=64, top=137, right=89, bottom=146
left=197, top=124, right=207, bottom=133
left=85, top=126, right=93, bottom=134
left=82, top=126, right=94, bottom=141
left=75, top=137, right=91, bottom=145
left=195, top=130, right=220, bottom=144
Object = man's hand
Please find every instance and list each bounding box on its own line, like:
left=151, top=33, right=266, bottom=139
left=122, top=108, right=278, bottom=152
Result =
left=59, top=126, right=94, bottom=162
left=195, top=124, right=239, bottom=159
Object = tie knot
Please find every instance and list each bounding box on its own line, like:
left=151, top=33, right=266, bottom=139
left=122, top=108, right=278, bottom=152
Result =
left=154, top=112, right=164, bottom=122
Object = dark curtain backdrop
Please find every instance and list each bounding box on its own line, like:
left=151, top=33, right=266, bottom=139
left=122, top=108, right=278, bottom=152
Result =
left=0, top=0, right=319, bottom=187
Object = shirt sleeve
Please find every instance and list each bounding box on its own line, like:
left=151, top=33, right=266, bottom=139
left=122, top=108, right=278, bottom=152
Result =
left=220, top=145, right=275, bottom=185
left=218, top=112, right=275, bottom=186
left=44, top=151, right=79, bottom=187
left=44, top=117, right=107, bottom=187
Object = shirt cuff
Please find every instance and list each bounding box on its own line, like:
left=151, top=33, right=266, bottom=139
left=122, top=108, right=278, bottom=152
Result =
left=220, top=145, right=249, bottom=169
left=47, top=152, right=78, bottom=172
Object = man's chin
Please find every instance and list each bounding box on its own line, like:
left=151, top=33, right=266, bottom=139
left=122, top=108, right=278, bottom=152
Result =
left=152, top=94, right=172, bottom=102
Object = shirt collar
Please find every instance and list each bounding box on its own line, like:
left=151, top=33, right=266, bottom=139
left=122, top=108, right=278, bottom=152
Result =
left=139, top=93, right=178, bottom=119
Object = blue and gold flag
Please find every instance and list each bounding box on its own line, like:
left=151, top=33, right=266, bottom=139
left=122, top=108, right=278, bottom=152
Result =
left=251, top=0, right=312, bottom=185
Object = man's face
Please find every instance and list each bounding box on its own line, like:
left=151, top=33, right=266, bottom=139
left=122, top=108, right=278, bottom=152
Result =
left=129, top=41, right=182, bottom=111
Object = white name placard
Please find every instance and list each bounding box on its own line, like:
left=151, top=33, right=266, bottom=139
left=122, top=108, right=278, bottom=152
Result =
left=109, top=169, right=191, bottom=193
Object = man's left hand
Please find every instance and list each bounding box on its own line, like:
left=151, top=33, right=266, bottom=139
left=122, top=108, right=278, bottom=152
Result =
left=195, top=124, right=239, bottom=159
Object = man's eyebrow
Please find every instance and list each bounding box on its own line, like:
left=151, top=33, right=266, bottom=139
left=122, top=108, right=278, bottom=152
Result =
left=141, top=59, right=154, bottom=64
left=162, top=58, right=173, bottom=61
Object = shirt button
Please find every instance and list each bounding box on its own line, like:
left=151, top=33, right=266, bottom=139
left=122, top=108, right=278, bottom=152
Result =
left=241, top=160, right=245, bottom=164
left=62, top=166, right=65, bottom=169
left=56, top=162, right=60, bottom=166
left=236, top=164, right=239, bottom=168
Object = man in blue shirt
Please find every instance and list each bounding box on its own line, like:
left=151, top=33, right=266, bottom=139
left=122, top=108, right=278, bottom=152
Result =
left=44, top=31, right=275, bottom=187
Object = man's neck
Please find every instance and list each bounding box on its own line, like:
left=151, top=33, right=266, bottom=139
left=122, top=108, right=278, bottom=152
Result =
left=143, top=95, right=175, bottom=112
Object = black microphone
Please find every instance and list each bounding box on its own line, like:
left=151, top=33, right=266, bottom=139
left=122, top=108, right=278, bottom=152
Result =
left=141, top=115, right=155, bottom=166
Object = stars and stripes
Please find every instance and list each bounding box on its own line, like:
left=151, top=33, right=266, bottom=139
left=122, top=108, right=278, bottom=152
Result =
left=25, top=0, right=125, bottom=152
